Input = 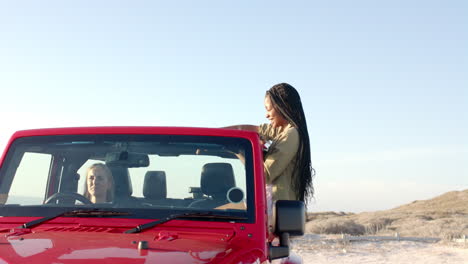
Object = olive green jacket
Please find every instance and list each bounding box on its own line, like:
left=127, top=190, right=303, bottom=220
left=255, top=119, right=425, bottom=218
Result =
left=258, top=123, right=299, bottom=201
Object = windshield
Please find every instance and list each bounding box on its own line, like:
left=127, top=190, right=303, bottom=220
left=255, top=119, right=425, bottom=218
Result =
left=0, top=134, right=254, bottom=221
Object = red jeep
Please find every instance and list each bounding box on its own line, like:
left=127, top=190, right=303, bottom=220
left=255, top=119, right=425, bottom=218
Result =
left=0, top=127, right=304, bottom=263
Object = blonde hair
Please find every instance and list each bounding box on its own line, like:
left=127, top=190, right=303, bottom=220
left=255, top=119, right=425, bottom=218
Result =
left=83, top=163, right=114, bottom=202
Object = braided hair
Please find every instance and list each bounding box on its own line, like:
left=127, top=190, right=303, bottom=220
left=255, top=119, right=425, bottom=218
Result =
left=266, top=83, right=314, bottom=204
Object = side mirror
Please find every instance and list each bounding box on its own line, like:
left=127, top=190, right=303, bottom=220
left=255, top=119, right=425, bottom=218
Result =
left=269, top=200, right=305, bottom=261
left=275, top=200, right=305, bottom=236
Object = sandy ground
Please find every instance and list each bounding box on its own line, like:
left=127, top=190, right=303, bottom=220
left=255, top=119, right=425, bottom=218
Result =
left=292, top=234, right=468, bottom=264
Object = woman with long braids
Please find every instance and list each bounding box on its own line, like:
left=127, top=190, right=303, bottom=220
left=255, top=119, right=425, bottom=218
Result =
left=226, top=83, right=314, bottom=205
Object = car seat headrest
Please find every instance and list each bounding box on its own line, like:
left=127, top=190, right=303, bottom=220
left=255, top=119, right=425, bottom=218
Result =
left=107, top=165, right=132, bottom=197
left=143, top=171, right=167, bottom=200
left=200, top=163, right=235, bottom=198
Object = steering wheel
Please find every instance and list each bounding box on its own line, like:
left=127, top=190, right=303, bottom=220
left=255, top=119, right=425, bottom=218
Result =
left=45, top=192, right=92, bottom=205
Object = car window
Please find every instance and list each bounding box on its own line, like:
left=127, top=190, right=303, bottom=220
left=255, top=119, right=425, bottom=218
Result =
left=6, top=153, right=51, bottom=205
left=0, top=134, right=253, bottom=220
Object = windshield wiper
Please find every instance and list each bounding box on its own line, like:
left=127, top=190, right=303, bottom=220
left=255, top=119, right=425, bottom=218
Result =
left=125, top=211, right=247, bottom=234
left=17, top=209, right=131, bottom=229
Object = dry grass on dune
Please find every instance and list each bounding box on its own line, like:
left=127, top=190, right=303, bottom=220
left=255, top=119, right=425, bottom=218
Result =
left=306, top=189, right=468, bottom=239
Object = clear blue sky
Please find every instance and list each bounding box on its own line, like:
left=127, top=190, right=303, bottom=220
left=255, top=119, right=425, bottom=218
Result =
left=1, top=1, right=467, bottom=212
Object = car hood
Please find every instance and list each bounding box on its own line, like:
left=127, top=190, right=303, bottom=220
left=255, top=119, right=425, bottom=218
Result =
left=0, top=227, right=257, bottom=264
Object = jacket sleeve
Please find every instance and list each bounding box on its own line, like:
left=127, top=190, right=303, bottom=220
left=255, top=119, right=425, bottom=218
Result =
left=263, top=128, right=300, bottom=183
left=258, top=123, right=278, bottom=141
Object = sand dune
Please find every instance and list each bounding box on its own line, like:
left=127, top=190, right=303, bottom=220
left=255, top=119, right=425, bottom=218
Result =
left=306, top=189, right=468, bottom=239
left=296, top=189, right=468, bottom=263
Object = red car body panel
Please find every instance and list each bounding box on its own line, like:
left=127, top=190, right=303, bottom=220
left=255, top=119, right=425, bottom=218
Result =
left=0, top=127, right=300, bottom=263
left=0, top=220, right=263, bottom=263
left=0, top=127, right=269, bottom=263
